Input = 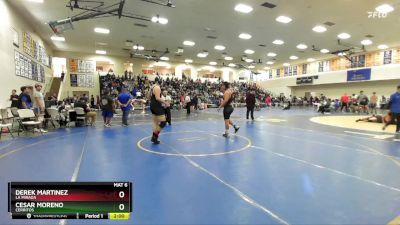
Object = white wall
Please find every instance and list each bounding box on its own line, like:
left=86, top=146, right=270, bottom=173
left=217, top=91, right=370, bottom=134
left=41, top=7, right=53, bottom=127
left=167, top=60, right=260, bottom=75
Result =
left=259, top=64, right=400, bottom=97
left=0, top=0, right=53, bottom=108
left=292, top=80, right=399, bottom=99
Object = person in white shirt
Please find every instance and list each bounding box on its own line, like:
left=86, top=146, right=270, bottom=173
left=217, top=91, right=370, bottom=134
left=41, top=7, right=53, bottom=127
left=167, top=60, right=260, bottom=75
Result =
left=162, top=90, right=172, bottom=125
left=185, top=92, right=191, bottom=115
left=33, top=84, right=48, bottom=133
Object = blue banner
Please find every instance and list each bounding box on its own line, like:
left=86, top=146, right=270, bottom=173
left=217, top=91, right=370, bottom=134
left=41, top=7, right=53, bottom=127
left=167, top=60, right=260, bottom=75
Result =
left=347, top=68, right=371, bottom=81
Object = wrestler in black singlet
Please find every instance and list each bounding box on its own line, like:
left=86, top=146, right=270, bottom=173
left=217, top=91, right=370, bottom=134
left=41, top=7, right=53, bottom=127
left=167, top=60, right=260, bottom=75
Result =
left=150, top=85, right=165, bottom=116
left=223, top=89, right=234, bottom=120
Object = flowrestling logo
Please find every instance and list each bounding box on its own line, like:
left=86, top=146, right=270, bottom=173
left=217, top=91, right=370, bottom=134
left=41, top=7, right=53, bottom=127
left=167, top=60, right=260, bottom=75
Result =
left=367, top=11, right=388, bottom=19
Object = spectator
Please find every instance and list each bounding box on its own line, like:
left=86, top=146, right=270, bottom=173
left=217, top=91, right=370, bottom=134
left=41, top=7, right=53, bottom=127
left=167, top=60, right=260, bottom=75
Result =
left=370, top=92, right=378, bottom=115
left=162, top=90, right=172, bottom=125
left=74, top=98, right=96, bottom=126
left=246, top=90, right=256, bottom=120
left=18, top=86, right=32, bottom=109
left=265, top=95, right=271, bottom=108
left=32, top=84, right=47, bottom=133
left=117, top=88, right=132, bottom=126
left=10, top=89, right=19, bottom=108
left=388, top=84, right=400, bottom=134
left=90, top=95, right=95, bottom=108
left=357, top=91, right=369, bottom=114
left=340, top=93, right=349, bottom=112
left=192, top=95, right=198, bottom=111
left=185, top=92, right=191, bottom=115
left=101, top=90, right=114, bottom=128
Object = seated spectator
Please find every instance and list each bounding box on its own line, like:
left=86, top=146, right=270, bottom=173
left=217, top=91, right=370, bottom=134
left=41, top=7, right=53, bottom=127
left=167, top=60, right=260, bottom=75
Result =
left=318, top=99, right=332, bottom=114
left=74, top=98, right=96, bottom=126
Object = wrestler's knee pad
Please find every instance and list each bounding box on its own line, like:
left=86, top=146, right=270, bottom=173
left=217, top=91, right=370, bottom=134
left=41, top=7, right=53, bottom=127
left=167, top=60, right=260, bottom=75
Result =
left=159, top=121, right=167, bottom=128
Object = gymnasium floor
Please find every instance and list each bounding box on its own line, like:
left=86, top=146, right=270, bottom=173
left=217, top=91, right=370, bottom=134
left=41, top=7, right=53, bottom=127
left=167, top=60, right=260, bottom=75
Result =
left=0, top=108, right=399, bottom=225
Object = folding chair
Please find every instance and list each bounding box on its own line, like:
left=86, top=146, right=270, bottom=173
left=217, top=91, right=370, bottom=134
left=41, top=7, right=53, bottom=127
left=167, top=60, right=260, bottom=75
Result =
left=0, top=111, right=13, bottom=139
left=74, top=107, right=86, bottom=126
left=10, top=107, right=19, bottom=129
left=46, top=108, right=60, bottom=128
left=17, top=109, right=42, bottom=136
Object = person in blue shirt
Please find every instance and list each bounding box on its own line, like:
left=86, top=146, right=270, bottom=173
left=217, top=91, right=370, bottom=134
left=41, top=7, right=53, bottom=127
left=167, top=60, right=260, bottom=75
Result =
left=117, top=88, right=132, bottom=127
left=18, top=86, right=32, bottom=109
left=388, top=84, right=400, bottom=133
left=132, top=87, right=138, bottom=97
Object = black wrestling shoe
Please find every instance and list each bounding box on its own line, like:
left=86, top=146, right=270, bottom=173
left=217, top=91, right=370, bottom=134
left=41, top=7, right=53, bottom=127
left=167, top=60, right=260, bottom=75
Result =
left=151, top=134, right=160, bottom=144
left=222, top=133, right=229, bottom=138
left=234, top=126, right=240, bottom=133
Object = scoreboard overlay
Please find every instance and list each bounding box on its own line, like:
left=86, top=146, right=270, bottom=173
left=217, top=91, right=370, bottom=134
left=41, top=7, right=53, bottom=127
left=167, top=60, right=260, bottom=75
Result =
left=8, top=182, right=132, bottom=220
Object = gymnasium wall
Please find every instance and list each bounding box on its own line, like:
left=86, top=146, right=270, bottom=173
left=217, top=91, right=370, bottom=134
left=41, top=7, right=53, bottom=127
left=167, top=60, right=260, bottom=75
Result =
left=291, top=80, right=400, bottom=99
left=0, top=0, right=53, bottom=108
left=259, top=64, right=400, bottom=98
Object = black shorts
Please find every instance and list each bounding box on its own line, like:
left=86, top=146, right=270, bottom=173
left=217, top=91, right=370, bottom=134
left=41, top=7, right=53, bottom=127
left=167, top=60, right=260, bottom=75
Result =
left=223, top=105, right=234, bottom=120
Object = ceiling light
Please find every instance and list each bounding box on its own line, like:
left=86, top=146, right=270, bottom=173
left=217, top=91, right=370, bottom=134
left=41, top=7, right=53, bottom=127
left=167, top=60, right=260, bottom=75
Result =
left=289, top=56, right=299, bottom=60
left=185, top=59, right=193, bottom=63
left=228, top=63, right=236, bottom=67
left=276, top=16, right=292, bottom=24
left=149, top=65, right=154, bottom=68
left=129, top=63, right=133, bottom=66
left=197, top=53, right=207, bottom=58
left=244, top=49, right=255, bottom=54
left=234, top=4, right=253, bottom=13
left=378, top=44, right=388, bottom=50
left=26, top=0, right=44, bottom=3
left=283, top=63, right=290, bottom=67
left=337, top=33, right=351, bottom=39
left=133, top=45, right=144, bottom=50
left=320, top=49, right=330, bottom=53
left=267, top=52, right=277, bottom=57
left=239, top=33, right=252, bottom=40
left=151, top=16, right=168, bottom=24
left=224, top=56, right=233, bottom=61
left=361, top=39, right=373, bottom=46
left=248, top=65, right=255, bottom=69
left=183, top=41, right=195, bottom=46
left=96, top=50, right=106, bottom=55
left=214, top=45, right=226, bottom=50
left=94, top=27, right=110, bottom=34
left=158, top=17, right=168, bottom=24
left=296, top=44, right=308, bottom=50
left=209, top=62, right=217, bottom=66
left=160, top=57, right=169, bottom=61
left=338, top=52, right=347, bottom=56
left=375, top=4, right=394, bottom=13
left=272, top=39, right=284, bottom=45
left=312, top=25, right=327, bottom=33
left=50, top=36, right=65, bottom=42
left=264, top=67, right=271, bottom=70
left=245, top=59, right=254, bottom=63
left=307, top=58, right=315, bottom=62
left=266, top=61, right=274, bottom=65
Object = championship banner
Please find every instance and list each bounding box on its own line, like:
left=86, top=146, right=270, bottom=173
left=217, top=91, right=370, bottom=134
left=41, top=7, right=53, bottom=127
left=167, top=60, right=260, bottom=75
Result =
left=69, top=59, right=78, bottom=73
left=70, top=74, right=78, bottom=87
left=347, top=68, right=371, bottom=82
